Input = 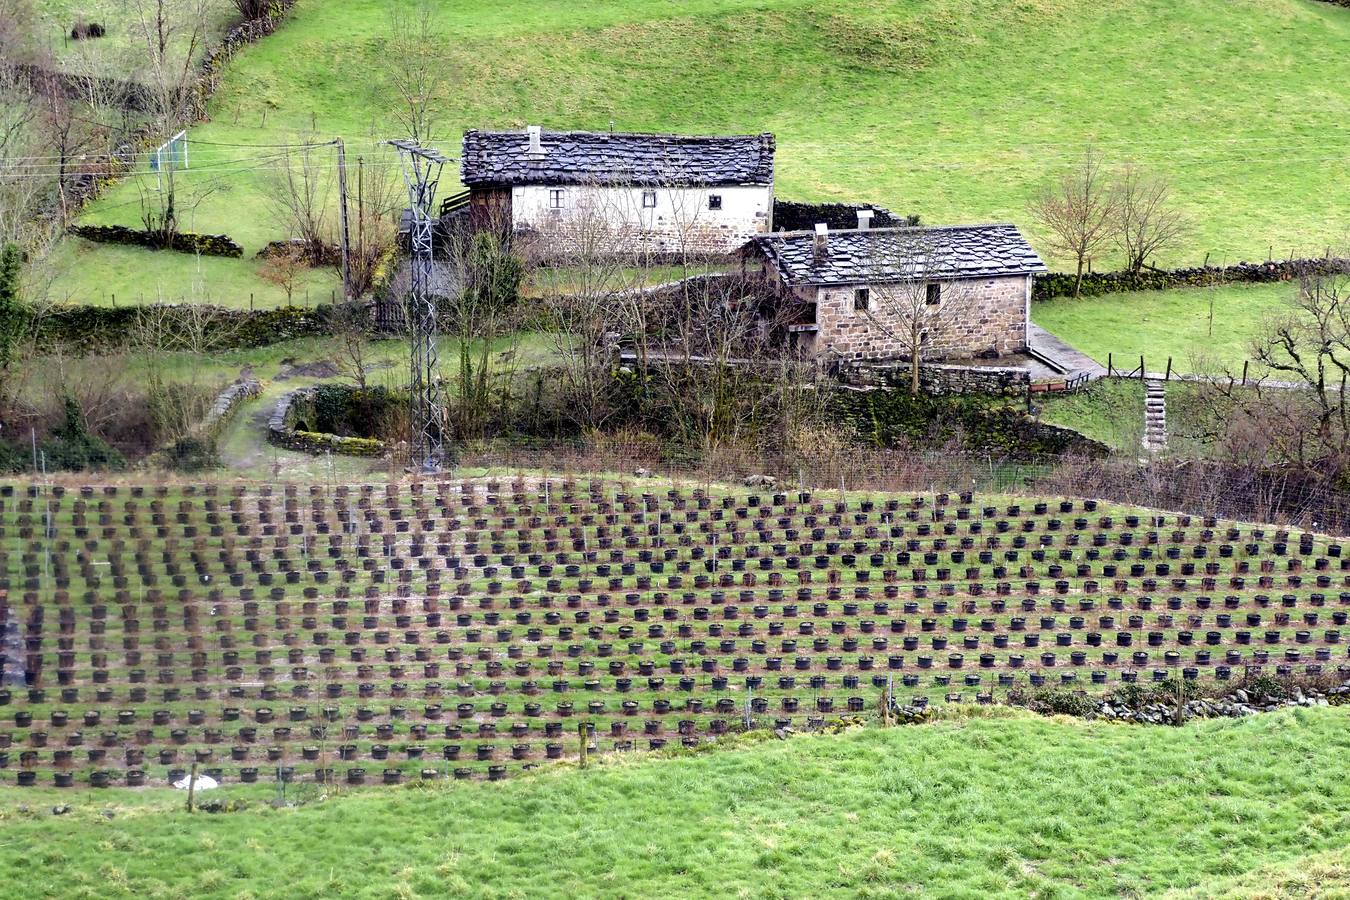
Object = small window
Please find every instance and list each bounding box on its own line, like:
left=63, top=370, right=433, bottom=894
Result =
left=926, top=283, right=941, bottom=305
left=641, top=190, right=657, bottom=209
left=708, top=194, right=723, bottom=211
left=549, top=188, right=566, bottom=209
left=853, top=287, right=870, bottom=312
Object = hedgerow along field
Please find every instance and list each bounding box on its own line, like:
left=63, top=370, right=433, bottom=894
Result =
left=1, top=706, right=1348, bottom=898
left=56, top=0, right=1350, bottom=306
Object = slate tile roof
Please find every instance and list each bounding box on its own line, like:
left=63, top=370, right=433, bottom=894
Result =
left=750, top=224, right=1048, bottom=286
left=460, top=129, right=775, bottom=187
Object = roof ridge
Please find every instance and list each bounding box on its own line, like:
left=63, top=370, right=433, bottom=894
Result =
left=754, top=222, right=1021, bottom=240
left=465, top=128, right=773, bottom=141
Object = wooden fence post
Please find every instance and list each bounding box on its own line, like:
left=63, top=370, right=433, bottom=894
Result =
left=578, top=722, right=588, bottom=769
left=1242, top=360, right=1249, bottom=387
left=1107, top=352, right=1113, bottom=377
left=186, top=762, right=198, bottom=813
left=1140, top=355, right=1146, bottom=380
left=1165, top=357, right=1172, bottom=382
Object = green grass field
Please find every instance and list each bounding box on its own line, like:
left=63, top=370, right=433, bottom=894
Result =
left=1, top=706, right=1347, bottom=898
left=50, top=0, right=1350, bottom=306
left=1032, top=281, right=1298, bottom=374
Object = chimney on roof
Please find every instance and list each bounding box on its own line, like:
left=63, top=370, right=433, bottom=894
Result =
left=525, top=125, right=545, bottom=157
left=856, top=209, right=873, bottom=231
left=813, top=223, right=828, bottom=263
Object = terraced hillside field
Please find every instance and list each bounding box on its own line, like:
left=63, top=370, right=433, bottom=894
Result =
left=0, top=478, right=1346, bottom=789
left=56, top=0, right=1350, bottom=305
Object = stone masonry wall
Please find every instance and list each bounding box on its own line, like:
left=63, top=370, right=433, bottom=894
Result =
left=812, top=275, right=1028, bottom=362
left=840, top=361, right=1030, bottom=396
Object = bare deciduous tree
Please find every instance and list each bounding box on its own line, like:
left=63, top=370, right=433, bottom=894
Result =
left=265, top=140, right=333, bottom=264
left=859, top=230, right=977, bottom=396
left=1114, top=163, right=1186, bottom=275
left=1028, top=147, right=1117, bottom=298
left=1187, top=260, right=1350, bottom=479
left=330, top=301, right=375, bottom=391
left=258, top=246, right=307, bottom=305
left=132, top=298, right=238, bottom=443
left=342, top=151, right=400, bottom=296
left=383, top=0, right=442, bottom=146
left=440, top=212, right=525, bottom=438
left=126, top=0, right=213, bottom=132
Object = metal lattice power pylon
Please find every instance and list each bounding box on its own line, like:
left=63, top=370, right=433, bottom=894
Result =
left=388, top=139, right=451, bottom=472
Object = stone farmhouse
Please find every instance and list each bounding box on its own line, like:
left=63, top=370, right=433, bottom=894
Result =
left=747, top=221, right=1047, bottom=362
left=459, top=126, right=776, bottom=254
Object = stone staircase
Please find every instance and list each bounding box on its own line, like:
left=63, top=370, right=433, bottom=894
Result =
left=1142, top=378, right=1168, bottom=452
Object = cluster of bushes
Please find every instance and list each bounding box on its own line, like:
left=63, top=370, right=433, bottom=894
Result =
left=772, top=199, right=919, bottom=232
left=301, top=383, right=405, bottom=439
left=68, top=224, right=243, bottom=258
left=70, top=20, right=105, bottom=40
left=255, top=239, right=340, bottom=267
left=1034, top=257, right=1350, bottom=301
left=832, top=389, right=1108, bottom=458
left=0, top=398, right=125, bottom=474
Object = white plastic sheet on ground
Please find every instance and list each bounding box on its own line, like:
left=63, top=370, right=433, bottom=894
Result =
left=172, top=774, right=219, bottom=791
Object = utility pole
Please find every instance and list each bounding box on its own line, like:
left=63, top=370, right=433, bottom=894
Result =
left=335, top=138, right=352, bottom=300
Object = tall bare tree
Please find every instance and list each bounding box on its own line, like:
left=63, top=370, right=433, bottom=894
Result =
left=383, top=0, right=442, bottom=146
left=1114, top=163, right=1186, bottom=275
left=264, top=140, right=334, bottom=264
left=126, top=0, right=213, bottom=132
left=342, top=150, right=400, bottom=296
left=1028, top=147, right=1117, bottom=298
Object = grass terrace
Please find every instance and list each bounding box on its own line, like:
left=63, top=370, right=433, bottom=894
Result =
left=1032, top=282, right=1298, bottom=375
left=0, top=705, right=1348, bottom=897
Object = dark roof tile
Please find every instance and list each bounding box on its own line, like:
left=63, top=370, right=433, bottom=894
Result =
left=750, top=224, right=1047, bottom=285
left=461, top=129, right=775, bottom=187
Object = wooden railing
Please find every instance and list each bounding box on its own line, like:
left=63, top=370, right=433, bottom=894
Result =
left=439, top=190, right=470, bottom=218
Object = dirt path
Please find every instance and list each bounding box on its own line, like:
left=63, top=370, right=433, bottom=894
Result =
left=216, top=369, right=389, bottom=482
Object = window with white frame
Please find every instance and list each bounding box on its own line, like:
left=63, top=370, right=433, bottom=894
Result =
left=641, top=190, right=657, bottom=209
left=707, top=194, right=722, bottom=211
left=549, top=188, right=566, bottom=209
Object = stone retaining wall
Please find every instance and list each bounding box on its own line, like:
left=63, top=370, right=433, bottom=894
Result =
left=267, top=388, right=387, bottom=457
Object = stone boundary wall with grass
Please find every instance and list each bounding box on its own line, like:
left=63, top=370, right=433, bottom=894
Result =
left=68, top=224, right=243, bottom=258
left=267, top=388, right=387, bottom=457
left=840, top=361, right=1030, bottom=397
left=33, top=303, right=338, bottom=354
left=1033, top=257, right=1350, bottom=301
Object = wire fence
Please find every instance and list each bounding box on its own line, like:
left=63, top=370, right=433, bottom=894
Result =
left=16, top=443, right=1350, bottom=536
left=437, top=443, right=1350, bottom=536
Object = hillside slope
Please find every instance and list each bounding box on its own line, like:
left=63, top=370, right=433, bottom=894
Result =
left=58, top=0, right=1350, bottom=304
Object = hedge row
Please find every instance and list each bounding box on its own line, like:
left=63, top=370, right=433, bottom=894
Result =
left=772, top=199, right=918, bottom=232
left=68, top=224, right=243, bottom=258
left=832, top=389, right=1108, bottom=459
left=33, top=302, right=340, bottom=353
left=1033, top=257, right=1350, bottom=301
